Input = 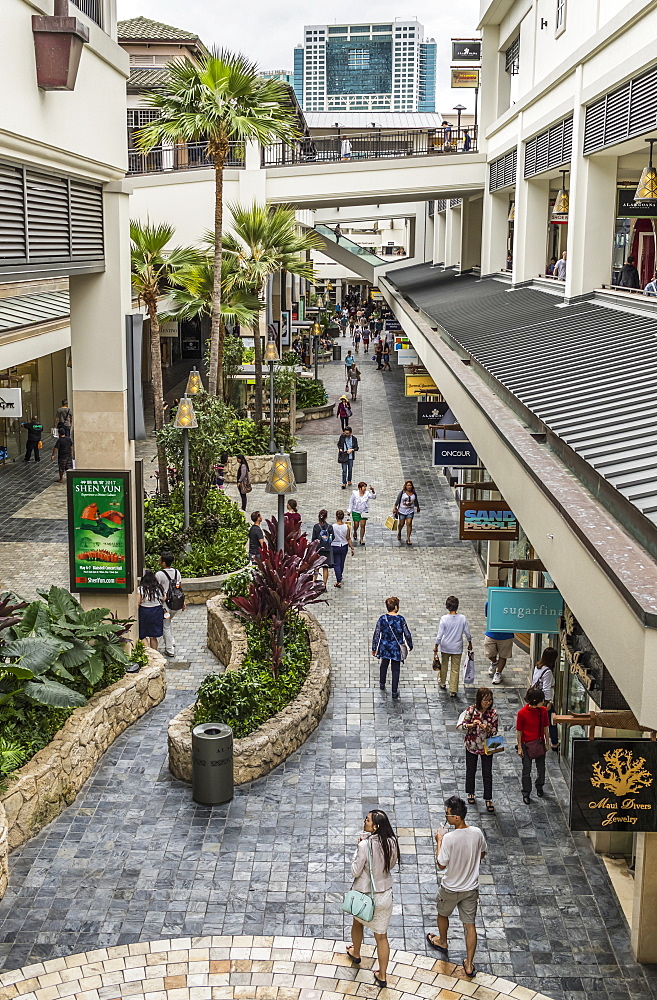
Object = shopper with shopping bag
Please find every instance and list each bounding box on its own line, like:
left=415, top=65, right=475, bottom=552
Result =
left=434, top=595, right=473, bottom=698
left=456, top=687, right=499, bottom=813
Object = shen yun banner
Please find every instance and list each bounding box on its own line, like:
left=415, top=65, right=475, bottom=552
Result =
left=67, top=471, right=133, bottom=593
left=570, top=739, right=657, bottom=832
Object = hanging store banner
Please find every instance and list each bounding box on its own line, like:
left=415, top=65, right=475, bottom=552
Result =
left=451, top=68, right=480, bottom=89
left=459, top=500, right=519, bottom=541
left=417, top=400, right=449, bottom=425
left=281, top=310, right=291, bottom=347
left=67, top=471, right=133, bottom=593
left=405, top=373, right=438, bottom=395
left=569, top=739, right=657, bottom=832
left=617, top=188, right=657, bottom=218
left=452, top=39, right=482, bottom=61
left=397, top=349, right=420, bottom=365
left=486, top=586, right=563, bottom=633
left=0, top=388, right=22, bottom=417
left=433, top=439, right=478, bottom=467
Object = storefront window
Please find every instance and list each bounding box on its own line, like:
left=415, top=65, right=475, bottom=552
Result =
left=563, top=669, right=587, bottom=760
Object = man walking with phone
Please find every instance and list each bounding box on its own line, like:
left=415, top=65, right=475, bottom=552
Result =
left=426, top=795, right=487, bottom=978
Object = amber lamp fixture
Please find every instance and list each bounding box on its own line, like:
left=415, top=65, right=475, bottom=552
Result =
left=634, top=139, right=657, bottom=203
left=551, top=170, right=569, bottom=221
left=186, top=367, right=203, bottom=395
left=174, top=394, right=197, bottom=532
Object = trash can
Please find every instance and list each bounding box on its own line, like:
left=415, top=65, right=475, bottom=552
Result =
left=332, top=345, right=342, bottom=362
left=191, top=723, right=233, bottom=805
left=290, top=450, right=308, bottom=484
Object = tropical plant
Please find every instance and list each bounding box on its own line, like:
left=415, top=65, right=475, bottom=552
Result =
left=136, top=50, right=301, bottom=396
left=130, top=219, right=200, bottom=497
left=295, top=378, right=328, bottom=409
left=223, top=202, right=323, bottom=421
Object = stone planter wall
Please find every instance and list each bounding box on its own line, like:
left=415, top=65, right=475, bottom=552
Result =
left=301, top=402, right=335, bottom=420
left=224, top=455, right=273, bottom=484
left=168, top=604, right=330, bottom=786
left=0, top=651, right=167, bottom=901
left=181, top=567, right=249, bottom=606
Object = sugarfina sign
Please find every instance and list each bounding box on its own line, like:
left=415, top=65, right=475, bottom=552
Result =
left=459, top=500, right=519, bottom=541
left=486, top=586, right=563, bottom=632
left=570, top=739, right=657, bottom=832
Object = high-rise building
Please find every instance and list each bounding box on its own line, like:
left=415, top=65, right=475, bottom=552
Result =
left=261, top=69, right=294, bottom=85
left=295, top=20, right=436, bottom=113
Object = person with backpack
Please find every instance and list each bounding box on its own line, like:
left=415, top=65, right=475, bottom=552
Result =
left=311, top=509, right=334, bottom=589
left=516, top=687, right=550, bottom=804
left=371, top=596, right=413, bottom=699
left=156, top=552, right=185, bottom=658
left=531, top=646, right=560, bottom=751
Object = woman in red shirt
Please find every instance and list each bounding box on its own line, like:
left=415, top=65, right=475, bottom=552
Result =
left=516, top=687, right=550, bottom=804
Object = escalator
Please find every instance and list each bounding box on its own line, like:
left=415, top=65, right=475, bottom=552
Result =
left=312, top=224, right=388, bottom=283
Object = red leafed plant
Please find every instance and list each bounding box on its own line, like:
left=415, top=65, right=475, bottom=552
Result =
left=231, top=517, right=326, bottom=678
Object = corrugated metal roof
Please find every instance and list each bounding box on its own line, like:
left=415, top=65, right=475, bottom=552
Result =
left=0, top=291, right=69, bottom=333
left=117, top=16, right=198, bottom=41
left=305, top=112, right=447, bottom=130
left=391, top=265, right=657, bottom=526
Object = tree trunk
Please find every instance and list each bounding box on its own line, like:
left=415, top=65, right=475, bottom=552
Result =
left=148, top=302, right=169, bottom=499
left=208, top=155, right=225, bottom=395
left=253, top=312, right=264, bottom=424
left=219, top=318, right=227, bottom=399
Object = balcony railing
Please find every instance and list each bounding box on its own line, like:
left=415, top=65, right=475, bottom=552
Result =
left=262, top=127, right=478, bottom=168
left=127, top=141, right=245, bottom=176
left=70, top=0, right=102, bottom=26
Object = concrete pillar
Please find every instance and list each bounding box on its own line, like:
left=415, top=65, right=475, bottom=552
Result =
left=565, top=151, right=618, bottom=300
left=482, top=190, right=511, bottom=275
left=461, top=197, right=483, bottom=271
left=479, top=25, right=507, bottom=131
left=433, top=211, right=446, bottom=265
left=632, top=833, right=657, bottom=962
left=69, top=183, right=137, bottom=620
left=512, top=171, right=550, bottom=285
left=445, top=204, right=461, bottom=267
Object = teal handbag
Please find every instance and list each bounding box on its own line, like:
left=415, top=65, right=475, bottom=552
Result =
left=342, top=837, right=376, bottom=922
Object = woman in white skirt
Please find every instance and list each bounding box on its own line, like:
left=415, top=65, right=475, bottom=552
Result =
left=346, top=809, right=399, bottom=988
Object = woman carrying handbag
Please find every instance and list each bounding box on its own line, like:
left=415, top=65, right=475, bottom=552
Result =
left=516, top=687, right=550, bottom=804
left=372, top=596, right=413, bottom=699
left=344, top=809, right=399, bottom=989
left=458, top=687, right=499, bottom=813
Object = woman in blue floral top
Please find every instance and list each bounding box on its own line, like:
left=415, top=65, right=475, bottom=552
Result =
left=460, top=687, right=499, bottom=813
left=372, top=596, right=413, bottom=700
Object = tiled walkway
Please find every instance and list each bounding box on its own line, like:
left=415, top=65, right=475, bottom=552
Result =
left=1, top=356, right=656, bottom=1000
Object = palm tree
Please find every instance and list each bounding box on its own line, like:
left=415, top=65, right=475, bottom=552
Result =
left=135, top=50, right=301, bottom=397
left=129, top=220, right=200, bottom=498
left=222, top=202, right=323, bottom=422
left=165, top=253, right=261, bottom=398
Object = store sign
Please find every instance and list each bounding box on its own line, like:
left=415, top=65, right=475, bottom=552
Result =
left=487, top=586, right=563, bottom=632
left=417, top=400, right=449, bottom=425
left=451, top=68, right=480, bottom=89
left=159, top=320, right=179, bottom=338
left=397, top=349, right=420, bottom=365
left=617, top=188, right=657, bottom=219
left=570, top=739, right=657, bottom=832
left=405, top=373, right=438, bottom=395
left=459, top=500, right=519, bottom=541
left=433, top=440, right=478, bottom=467
left=0, top=388, right=22, bottom=417
left=67, top=471, right=133, bottom=593
left=452, top=39, right=481, bottom=61
left=560, top=606, right=628, bottom=710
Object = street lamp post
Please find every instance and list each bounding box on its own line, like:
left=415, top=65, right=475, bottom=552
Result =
left=186, top=366, right=203, bottom=395
left=173, top=394, right=198, bottom=532
left=264, top=334, right=279, bottom=454
left=453, top=104, right=466, bottom=145
left=264, top=451, right=297, bottom=656
left=312, top=320, right=322, bottom=381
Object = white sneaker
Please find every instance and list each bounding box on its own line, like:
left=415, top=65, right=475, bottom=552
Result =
left=488, top=662, right=497, bottom=677
left=492, top=671, right=502, bottom=684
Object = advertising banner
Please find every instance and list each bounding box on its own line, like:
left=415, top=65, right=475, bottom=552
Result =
left=405, top=373, right=438, bottom=395
left=0, top=388, right=23, bottom=418
left=452, top=39, right=482, bottom=61
left=281, top=310, right=291, bottom=347
left=486, top=586, right=563, bottom=633
left=67, top=471, right=133, bottom=593
left=397, top=349, right=420, bottom=365
left=569, top=739, right=657, bottom=832
left=451, top=68, right=480, bottom=88
left=433, top=439, right=478, bottom=467
left=459, top=500, right=519, bottom=541
left=417, top=400, right=449, bottom=425
left=617, top=188, right=657, bottom=218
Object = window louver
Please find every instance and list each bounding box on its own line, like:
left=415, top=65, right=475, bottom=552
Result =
left=26, top=171, right=70, bottom=260
left=70, top=181, right=104, bottom=260
left=489, top=148, right=517, bottom=192
left=524, top=115, right=573, bottom=177
left=584, top=64, right=657, bottom=154
left=435, top=199, right=447, bottom=212
left=0, top=163, right=27, bottom=261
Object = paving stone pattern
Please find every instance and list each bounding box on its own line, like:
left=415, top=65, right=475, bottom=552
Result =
left=0, top=357, right=656, bottom=1000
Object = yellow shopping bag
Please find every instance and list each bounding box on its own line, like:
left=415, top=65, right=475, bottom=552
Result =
left=385, top=515, right=399, bottom=531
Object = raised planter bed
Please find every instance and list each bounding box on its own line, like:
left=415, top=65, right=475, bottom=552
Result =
left=301, top=402, right=335, bottom=420
left=180, top=566, right=248, bottom=605
left=168, top=598, right=330, bottom=785
left=0, top=651, right=166, bottom=900
left=223, top=454, right=273, bottom=484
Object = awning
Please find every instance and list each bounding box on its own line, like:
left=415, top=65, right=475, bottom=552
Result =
left=0, top=290, right=69, bottom=333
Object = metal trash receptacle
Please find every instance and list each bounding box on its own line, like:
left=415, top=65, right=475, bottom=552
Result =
left=191, top=723, right=233, bottom=805
left=290, top=450, right=307, bottom=484
left=332, top=345, right=342, bottom=362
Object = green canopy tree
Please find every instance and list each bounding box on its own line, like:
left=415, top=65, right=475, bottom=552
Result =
left=129, top=220, right=200, bottom=498
left=135, top=50, right=301, bottom=397
left=223, top=202, right=322, bottom=422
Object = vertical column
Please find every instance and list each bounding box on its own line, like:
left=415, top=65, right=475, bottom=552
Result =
left=433, top=211, right=446, bottom=265
left=445, top=203, right=461, bottom=267
left=512, top=169, right=550, bottom=284
left=69, top=183, right=137, bottom=620
left=565, top=151, right=618, bottom=300
left=460, top=197, right=483, bottom=271
left=481, top=190, right=511, bottom=274
left=632, top=833, right=657, bottom=962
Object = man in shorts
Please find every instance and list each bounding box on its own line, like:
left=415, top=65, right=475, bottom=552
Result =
left=426, top=795, right=487, bottom=979
left=483, top=600, right=514, bottom=684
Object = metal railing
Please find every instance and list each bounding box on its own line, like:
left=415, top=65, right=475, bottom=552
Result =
left=70, top=0, right=102, bottom=25
left=262, top=127, right=478, bottom=168
left=127, top=141, right=245, bottom=176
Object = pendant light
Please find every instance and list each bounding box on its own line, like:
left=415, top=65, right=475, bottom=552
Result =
left=508, top=202, right=515, bottom=222
left=634, top=138, right=657, bottom=203
left=551, top=170, right=569, bottom=223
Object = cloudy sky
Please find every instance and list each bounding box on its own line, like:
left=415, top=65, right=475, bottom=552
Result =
left=117, top=0, right=481, bottom=114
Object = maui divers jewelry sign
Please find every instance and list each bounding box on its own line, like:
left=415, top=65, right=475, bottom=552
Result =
left=486, top=586, right=563, bottom=632
left=459, top=500, right=519, bottom=541
left=433, top=439, right=478, bottom=467
left=569, top=739, right=657, bottom=832
left=418, top=400, right=449, bottom=425
left=0, top=388, right=22, bottom=417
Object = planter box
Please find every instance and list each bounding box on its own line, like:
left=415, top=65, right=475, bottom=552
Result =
left=223, top=454, right=273, bottom=484
left=301, top=402, right=335, bottom=420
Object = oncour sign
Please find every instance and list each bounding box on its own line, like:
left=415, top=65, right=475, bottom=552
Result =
left=459, top=500, right=519, bottom=540
left=433, top=439, right=478, bottom=467
left=486, top=586, right=563, bottom=632
left=569, top=739, right=657, bottom=832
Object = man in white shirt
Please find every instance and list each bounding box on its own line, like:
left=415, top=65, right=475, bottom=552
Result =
left=426, top=796, right=487, bottom=978
left=553, top=251, right=567, bottom=279
left=155, top=552, right=183, bottom=657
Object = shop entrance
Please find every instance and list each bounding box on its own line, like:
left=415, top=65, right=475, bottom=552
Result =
left=631, top=219, right=656, bottom=286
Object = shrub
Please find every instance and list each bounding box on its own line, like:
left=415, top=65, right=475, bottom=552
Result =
left=296, top=378, right=328, bottom=409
